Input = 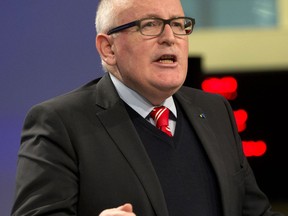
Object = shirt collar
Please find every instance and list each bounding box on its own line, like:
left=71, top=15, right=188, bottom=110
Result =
left=109, top=73, right=177, bottom=119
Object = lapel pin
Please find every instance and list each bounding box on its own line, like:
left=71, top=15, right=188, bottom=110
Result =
left=199, top=113, right=206, bottom=119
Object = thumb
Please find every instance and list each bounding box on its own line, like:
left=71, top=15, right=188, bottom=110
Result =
left=118, top=203, right=133, bottom=212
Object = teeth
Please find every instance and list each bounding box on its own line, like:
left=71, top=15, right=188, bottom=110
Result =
left=159, top=59, right=174, bottom=63
left=158, top=55, right=176, bottom=63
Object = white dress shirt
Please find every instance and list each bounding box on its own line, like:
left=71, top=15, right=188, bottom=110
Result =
left=109, top=73, right=177, bottom=135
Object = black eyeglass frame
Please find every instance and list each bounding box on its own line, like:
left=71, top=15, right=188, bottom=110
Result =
left=107, top=16, right=196, bottom=36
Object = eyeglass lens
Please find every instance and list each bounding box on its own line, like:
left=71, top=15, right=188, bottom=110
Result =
left=139, top=18, right=193, bottom=36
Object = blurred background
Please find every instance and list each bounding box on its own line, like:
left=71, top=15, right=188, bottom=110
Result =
left=1, top=0, right=287, bottom=215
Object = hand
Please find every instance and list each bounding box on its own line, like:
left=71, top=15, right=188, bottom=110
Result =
left=99, top=203, right=136, bottom=216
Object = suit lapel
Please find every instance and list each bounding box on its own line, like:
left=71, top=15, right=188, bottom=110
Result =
left=94, top=74, right=169, bottom=216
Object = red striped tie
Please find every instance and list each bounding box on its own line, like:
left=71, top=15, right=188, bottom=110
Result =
left=150, top=106, right=172, bottom=137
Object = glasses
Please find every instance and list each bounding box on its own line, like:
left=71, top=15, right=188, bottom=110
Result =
left=107, top=17, right=195, bottom=36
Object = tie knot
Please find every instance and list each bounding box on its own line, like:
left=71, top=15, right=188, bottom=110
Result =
left=150, top=106, right=172, bottom=136
left=150, top=106, right=169, bottom=127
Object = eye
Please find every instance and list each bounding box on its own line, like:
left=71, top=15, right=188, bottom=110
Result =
left=171, top=21, right=184, bottom=29
left=141, top=19, right=162, bottom=29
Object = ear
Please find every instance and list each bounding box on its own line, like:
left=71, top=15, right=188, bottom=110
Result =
left=95, top=34, right=116, bottom=65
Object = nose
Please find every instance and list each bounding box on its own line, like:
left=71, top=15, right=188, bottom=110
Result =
left=163, top=23, right=175, bottom=35
left=158, top=24, right=175, bottom=45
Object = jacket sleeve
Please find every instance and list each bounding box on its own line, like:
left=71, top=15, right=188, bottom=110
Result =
left=11, top=103, right=79, bottom=216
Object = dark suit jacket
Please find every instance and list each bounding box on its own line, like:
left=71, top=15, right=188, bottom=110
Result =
left=11, top=73, right=282, bottom=216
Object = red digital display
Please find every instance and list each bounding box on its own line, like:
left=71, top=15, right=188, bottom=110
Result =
left=201, top=76, right=267, bottom=157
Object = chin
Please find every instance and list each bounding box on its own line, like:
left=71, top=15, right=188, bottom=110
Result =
left=157, top=82, right=182, bottom=93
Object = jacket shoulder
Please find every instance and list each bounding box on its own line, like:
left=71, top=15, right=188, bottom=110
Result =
left=27, top=76, right=103, bottom=113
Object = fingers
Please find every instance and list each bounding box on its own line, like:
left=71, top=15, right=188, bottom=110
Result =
left=99, top=203, right=136, bottom=216
left=117, top=203, right=133, bottom=212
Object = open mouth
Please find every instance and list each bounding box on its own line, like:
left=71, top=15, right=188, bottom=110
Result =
left=157, top=55, right=177, bottom=64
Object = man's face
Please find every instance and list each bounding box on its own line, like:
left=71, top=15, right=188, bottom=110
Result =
left=109, top=0, right=189, bottom=105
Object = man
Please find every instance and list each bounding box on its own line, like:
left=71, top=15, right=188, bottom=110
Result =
left=11, top=0, right=284, bottom=215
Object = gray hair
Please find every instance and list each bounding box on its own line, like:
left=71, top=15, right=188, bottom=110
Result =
left=95, top=0, right=131, bottom=34
left=95, top=0, right=132, bottom=72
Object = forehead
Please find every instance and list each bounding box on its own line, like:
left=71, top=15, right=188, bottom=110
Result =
left=118, top=0, right=184, bottom=21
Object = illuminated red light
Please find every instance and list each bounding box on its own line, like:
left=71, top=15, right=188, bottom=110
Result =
left=201, top=77, right=238, bottom=100
left=202, top=76, right=267, bottom=157
left=242, top=140, right=267, bottom=157
left=234, top=109, right=248, bottom=132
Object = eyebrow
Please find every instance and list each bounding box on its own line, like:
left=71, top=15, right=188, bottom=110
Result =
left=139, top=13, right=184, bottom=19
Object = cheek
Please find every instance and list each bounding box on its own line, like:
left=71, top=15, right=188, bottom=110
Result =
left=117, top=41, right=144, bottom=66
left=125, top=48, right=149, bottom=71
